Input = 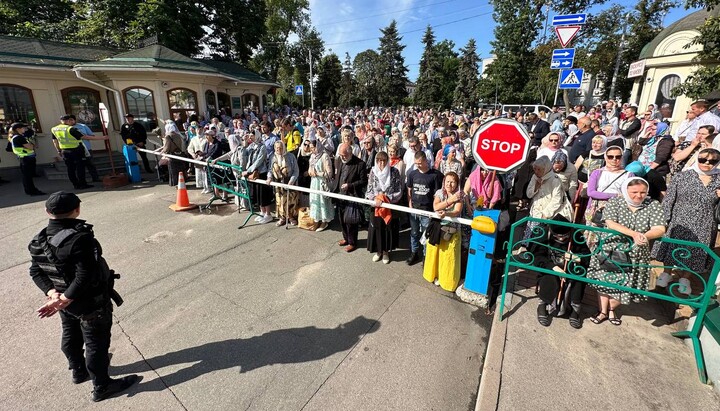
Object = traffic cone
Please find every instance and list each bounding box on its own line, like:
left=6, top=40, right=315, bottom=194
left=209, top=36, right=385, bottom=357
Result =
left=169, top=172, right=198, bottom=212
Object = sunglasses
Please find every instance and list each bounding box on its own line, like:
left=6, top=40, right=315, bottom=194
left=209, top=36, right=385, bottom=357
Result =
left=606, top=155, right=622, bottom=160
left=697, top=158, right=720, bottom=165
left=548, top=139, right=559, bottom=142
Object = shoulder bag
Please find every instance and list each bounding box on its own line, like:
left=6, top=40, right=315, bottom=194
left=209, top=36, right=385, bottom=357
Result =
left=590, top=171, right=628, bottom=226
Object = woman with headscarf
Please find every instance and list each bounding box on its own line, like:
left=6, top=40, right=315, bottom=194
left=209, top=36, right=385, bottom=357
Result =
left=670, top=125, right=716, bottom=178
left=268, top=140, right=300, bottom=226
left=588, top=177, right=666, bottom=325
left=308, top=140, right=334, bottom=232
left=387, top=143, right=406, bottom=186
left=365, top=151, right=403, bottom=264
left=296, top=139, right=313, bottom=206
left=523, top=156, right=573, bottom=241
left=439, top=145, right=464, bottom=180
left=242, top=130, right=273, bottom=224
left=652, top=148, right=720, bottom=295
left=637, top=121, right=674, bottom=179
left=551, top=151, right=578, bottom=201
left=187, top=127, right=208, bottom=192
left=154, top=120, right=187, bottom=187
left=536, top=132, right=567, bottom=161
left=577, top=135, right=606, bottom=183
left=584, top=146, right=633, bottom=227
left=423, top=172, right=465, bottom=292
left=359, top=135, right=377, bottom=174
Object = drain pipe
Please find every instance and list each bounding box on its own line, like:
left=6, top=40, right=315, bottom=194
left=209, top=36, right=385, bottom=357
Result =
left=73, top=69, right=125, bottom=132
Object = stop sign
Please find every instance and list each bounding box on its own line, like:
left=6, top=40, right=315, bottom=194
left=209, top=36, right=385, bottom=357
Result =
left=471, top=118, right=531, bottom=173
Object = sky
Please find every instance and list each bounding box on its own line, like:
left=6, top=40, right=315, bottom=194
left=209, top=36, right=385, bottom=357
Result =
left=307, top=0, right=698, bottom=82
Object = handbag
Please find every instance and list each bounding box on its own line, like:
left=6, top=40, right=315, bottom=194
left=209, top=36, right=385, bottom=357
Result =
left=590, top=171, right=628, bottom=226
left=342, top=201, right=362, bottom=225
left=596, top=243, right=631, bottom=273
left=297, top=207, right=316, bottom=230
left=714, top=200, right=720, bottom=223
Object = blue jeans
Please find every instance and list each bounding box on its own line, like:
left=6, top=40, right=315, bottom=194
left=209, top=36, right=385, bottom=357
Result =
left=409, top=214, right=430, bottom=255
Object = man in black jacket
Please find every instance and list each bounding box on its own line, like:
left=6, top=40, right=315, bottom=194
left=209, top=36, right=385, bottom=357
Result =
left=120, top=113, right=152, bottom=173
left=527, top=113, right=550, bottom=147
left=617, top=106, right=641, bottom=165
left=28, top=192, right=138, bottom=402
left=568, top=117, right=595, bottom=164
left=333, top=143, right=367, bottom=252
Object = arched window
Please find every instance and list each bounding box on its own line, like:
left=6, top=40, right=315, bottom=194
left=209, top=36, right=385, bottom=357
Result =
left=0, top=84, right=41, bottom=131
left=167, top=88, right=198, bottom=130
left=217, top=92, right=230, bottom=116
left=61, top=87, right=103, bottom=132
left=205, top=90, right=217, bottom=117
left=655, top=74, right=681, bottom=116
left=123, top=87, right=156, bottom=124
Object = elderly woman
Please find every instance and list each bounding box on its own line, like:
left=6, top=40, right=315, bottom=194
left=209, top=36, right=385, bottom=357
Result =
left=336, top=128, right=361, bottom=157
left=588, top=178, right=666, bottom=325
left=268, top=140, right=300, bottom=226
left=153, top=120, right=186, bottom=186
left=439, top=146, right=464, bottom=179
left=637, top=121, right=674, bottom=179
left=584, top=146, right=632, bottom=226
left=365, top=151, right=403, bottom=264
left=652, top=148, right=720, bottom=295
left=536, top=132, right=567, bottom=160
left=187, top=130, right=208, bottom=192
left=242, top=131, right=273, bottom=224
left=359, top=135, right=377, bottom=174
left=424, top=171, right=465, bottom=292
left=308, top=140, right=334, bottom=232
left=523, top=156, right=573, bottom=240
left=670, top=125, right=716, bottom=177
left=200, top=131, right=231, bottom=200
left=551, top=151, right=578, bottom=201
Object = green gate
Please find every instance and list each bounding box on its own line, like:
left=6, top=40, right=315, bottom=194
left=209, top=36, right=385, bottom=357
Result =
left=498, top=217, right=720, bottom=383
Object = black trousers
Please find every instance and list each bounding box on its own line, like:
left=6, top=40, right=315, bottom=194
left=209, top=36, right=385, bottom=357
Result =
left=62, top=147, right=86, bottom=188
left=135, top=142, right=152, bottom=173
left=338, top=204, right=359, bottom=246
left=84, top=156, right=100, bottom=181
left=537, top=274, right=585, bottom=306
left=19, top=156, right=39, bottom=194
left=59, top=304, right=112, bottom=387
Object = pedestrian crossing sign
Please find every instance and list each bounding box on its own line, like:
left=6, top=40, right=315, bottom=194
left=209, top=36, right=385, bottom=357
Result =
left=295, top=85, right=304, bottom=95
left=559, top=68, right=583, bottom=89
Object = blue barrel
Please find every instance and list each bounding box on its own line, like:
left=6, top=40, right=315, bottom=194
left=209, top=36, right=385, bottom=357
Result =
left=464, top=209, right=501, bottom=295
left=122, top=144, right=142, bottom=183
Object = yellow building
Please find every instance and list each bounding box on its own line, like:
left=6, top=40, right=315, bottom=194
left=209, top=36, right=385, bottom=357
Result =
left=0, top=36, right=278, bottom=170
left=629, top=9, right=719, bottom=130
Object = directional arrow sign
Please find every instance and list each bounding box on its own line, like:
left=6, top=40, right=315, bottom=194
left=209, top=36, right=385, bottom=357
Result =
left=552, top=13, right=587, bottom=26
left=555, top=25, right=581, bottom=48
left=550, top=59, right=574, bottom=69
left=552, top=48, right=575, bottom=59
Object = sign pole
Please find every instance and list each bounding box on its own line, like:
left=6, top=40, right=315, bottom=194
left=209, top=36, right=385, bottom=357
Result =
left=553, top=71, right=561, bottom=106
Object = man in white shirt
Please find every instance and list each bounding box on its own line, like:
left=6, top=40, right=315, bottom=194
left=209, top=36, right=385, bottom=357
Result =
left=683, top=100, right=720, bottom=148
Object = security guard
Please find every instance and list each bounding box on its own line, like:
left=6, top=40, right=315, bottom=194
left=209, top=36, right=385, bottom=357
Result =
left=29, top=191, right=138, bottom=402
left=120, top=113, right=152, bottom=173
left=51, top=115, right=93, bottom=190
left=10, top=122, right=45, bottom=196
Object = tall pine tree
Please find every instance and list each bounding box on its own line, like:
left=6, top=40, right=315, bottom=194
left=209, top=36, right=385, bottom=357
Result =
left=453, top=38, right=480, bottom=109
left=338, top=52, right=356, bottom=107
left=314, top=53, right=343, bottom=107
left=414, top=26, right=443, bottom=108
left=377, top=20, right=409, bottom=107
left=354, top=49, right=381, bottom=107
left=435, top=40, right=459, bottom=108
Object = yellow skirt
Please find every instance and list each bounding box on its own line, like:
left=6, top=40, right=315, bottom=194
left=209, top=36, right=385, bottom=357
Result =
left=423, top=232, right=461, bottom=292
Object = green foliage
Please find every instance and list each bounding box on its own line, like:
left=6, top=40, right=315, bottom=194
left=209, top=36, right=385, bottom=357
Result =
left=453, top=38, right=480, bottom=109
left=435, top=39, right=459, bottom=108
left=523, top=42, right=560, bottom=105
left=377, top=20, right=409, bottom=107
left=414, top=26, right=444, bottom=108
left=353, top=49, right=381, bottom=107
left=0, top=0, right=74, bottom=40
left=337, top=52, right=357, bottom=108
left=674, top=3, right=720, bottom=98
left=204, top=0, right=267, bottom=62
left=314, top=53, right=343, bottom=107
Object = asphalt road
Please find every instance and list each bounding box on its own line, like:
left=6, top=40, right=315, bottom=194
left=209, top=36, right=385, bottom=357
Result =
left=0, top=177, right=490, bottom=410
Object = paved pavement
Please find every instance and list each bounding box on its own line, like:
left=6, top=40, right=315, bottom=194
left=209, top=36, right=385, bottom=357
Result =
left=0, top=176, right=490, bottom=410
left=477, top=274, right=720, bottom=411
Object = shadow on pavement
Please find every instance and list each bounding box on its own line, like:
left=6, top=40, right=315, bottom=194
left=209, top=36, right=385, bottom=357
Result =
left=112, top=316, right=380, bottom=393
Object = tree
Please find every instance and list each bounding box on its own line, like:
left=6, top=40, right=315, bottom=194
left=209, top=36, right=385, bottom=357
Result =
left=673, top=0, right=720, bottom=98
left=0, top=0, right=74, bottom=40
left=354, top=49, right=381, bottom=107
left=377, top=20, right=409, bottom=107
left=314, top=54, right=343, bottom=107
left=204, top=0, right=267, bottom=62
left=414, top=26, right=443, bottom=108
left=337, top=52, right=356, bottom=107
left=435, top=39, right=459, bottom=108
left=453, top=38, right=480, bottom=109
left=523, top=42, right=558, bottom=105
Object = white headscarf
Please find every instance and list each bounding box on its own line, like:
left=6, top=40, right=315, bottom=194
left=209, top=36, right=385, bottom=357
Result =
left=372, top=158, right=392, bottom=192
left=691, top=148, right=720, bottom=176
left=620, top=177, right=650, bottom=208
left=164, top=120, right=180, bottom=135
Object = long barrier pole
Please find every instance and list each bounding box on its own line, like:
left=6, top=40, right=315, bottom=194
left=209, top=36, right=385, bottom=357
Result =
left=137, top=148, right=476, bottom=227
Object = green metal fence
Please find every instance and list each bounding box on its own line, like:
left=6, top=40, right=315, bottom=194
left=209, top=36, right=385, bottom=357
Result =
left=200, top=161, right=260, bottom=228
left=498, top=216, right=720, bottom=384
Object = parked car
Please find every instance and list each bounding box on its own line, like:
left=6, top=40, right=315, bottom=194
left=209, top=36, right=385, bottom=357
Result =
left=501, top=104, right=551, bottom=115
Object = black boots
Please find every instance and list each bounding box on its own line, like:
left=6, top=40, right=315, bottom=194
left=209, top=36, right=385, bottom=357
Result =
left=92, top=374, right=140, bottom=402
left=71, top=367, right=89, bottom=384
left=405, top=251, right=422, bottom=266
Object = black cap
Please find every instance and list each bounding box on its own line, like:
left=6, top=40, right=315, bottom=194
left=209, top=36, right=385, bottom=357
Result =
left=45, top=191, right=81, bottom=215
left=60, top=114, right=74, bottom=121
left=124, top=113, right=134, bottom=118
left=10, top=122, right=27, bottom=131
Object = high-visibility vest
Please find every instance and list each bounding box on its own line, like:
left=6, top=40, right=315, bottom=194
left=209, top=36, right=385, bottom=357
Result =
left=51, top=124, right=81, bottom=149
left=11, top=135, right=34, bottom=158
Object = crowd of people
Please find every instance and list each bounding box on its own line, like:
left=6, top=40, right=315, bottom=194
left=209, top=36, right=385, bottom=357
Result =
left=5, top=98, right=720, bottom=328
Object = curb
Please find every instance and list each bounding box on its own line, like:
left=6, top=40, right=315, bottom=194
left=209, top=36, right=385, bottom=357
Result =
left=475, top=274, right=516, bottom=411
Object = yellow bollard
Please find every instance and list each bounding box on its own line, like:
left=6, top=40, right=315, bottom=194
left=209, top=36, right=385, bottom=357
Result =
left=471, top=215, right=496, bottom=234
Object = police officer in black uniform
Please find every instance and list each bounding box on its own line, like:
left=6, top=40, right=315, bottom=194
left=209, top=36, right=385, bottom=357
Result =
left=120, top=113, right=152, bottom=173
left=28, top=191, right=139, bottom=402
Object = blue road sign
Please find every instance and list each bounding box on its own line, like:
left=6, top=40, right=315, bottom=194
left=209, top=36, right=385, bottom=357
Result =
left=552, top=13, right=587, bottom=26
left=295, top=85, right=304, bottom=95
left=559, top=68, right=584, bottom=89
left=550, top=48, right=575, bottom=69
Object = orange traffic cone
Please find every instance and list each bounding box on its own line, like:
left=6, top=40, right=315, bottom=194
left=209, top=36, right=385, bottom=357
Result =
left=169, top=172, right=198, bottom=212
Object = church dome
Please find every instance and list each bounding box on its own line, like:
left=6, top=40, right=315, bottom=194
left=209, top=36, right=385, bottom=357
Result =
left=639, top=8, right=720, bottom=59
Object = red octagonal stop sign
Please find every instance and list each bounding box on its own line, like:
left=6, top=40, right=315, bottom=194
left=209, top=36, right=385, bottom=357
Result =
left=471, top=118, right=531, bottom=173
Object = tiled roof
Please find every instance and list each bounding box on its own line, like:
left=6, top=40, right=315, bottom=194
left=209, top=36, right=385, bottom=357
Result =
left=0, top=35, right=115, bottom=68
left=198, top=59, right=276, bottom=84
left=75, top=44, right=216, bottom=73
